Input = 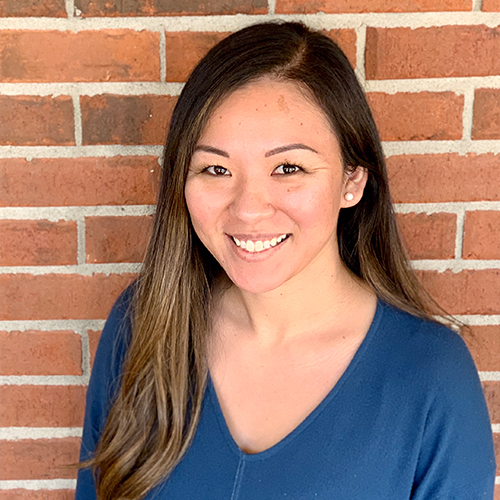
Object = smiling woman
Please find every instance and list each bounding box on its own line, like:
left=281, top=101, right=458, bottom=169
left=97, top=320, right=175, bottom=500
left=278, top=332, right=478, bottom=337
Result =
left=75, top=22, right=496, bottom=500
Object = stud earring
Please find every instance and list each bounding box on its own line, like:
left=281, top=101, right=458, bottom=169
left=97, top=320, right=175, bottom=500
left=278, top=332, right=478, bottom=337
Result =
left=344, top=192, right=354, bottom=201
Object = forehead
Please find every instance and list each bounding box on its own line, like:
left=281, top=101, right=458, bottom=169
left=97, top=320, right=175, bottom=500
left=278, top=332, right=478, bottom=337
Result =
left=198, top=78, right=337, bottom=149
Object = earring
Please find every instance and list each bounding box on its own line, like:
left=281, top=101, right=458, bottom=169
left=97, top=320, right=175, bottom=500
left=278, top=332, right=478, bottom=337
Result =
left=344, top=192, right=354, bottom=201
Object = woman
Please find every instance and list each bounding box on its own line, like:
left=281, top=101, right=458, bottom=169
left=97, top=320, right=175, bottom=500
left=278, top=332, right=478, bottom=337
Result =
left=76, top=22, right=496, bottom=499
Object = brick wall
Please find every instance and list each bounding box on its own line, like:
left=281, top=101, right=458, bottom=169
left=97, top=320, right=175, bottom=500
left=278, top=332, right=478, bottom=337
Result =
left=0, top=0, right=499, bottom=497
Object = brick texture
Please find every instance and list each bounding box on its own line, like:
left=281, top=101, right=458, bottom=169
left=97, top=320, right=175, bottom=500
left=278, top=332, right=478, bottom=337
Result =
left=88, top=329, right=102, bottom=369
left=81, top=95, right=177, bottom=145
left=418, top=270, right=500, bottom=315
left=325, top=29, right=357, bottom=67
left=463, top=211, right=500, bottom=260
left=367, top=92, right=463, bottom=141
left=397, top=212, right=456, bottom=260
left=483, top=381, right=500, bottom=424
left=0, top=331, right=82, bottom=375
left=387, top=154, right=500, bottom=203
left=473, top=89, right=500, bottom=140
left=0, top=30, right=160, bottom=83
left=0, top=385, right=86, bottom=427
left=482, top=0, right=500, bottom=11
left=75, top=0, right=268, bottom=16
left=463, top=325, right=500, bottom=372
left=366, top=26, right=500, bottom=80
left=0, top=438, right=80, bottom=480
left=0, top=491, right=75, bottom=500
left=85, top=215, right=153, bottom=263
left=0, top=273, right=136, bottom=320
left=0, top=0, right=66, bottom=16
left=0, top=220, right=77, bottom=266
left=0, top=157, right=159, bottom=207
left=0, top=95, right=74, bottom=146
left=275, top=0, right=471, bottom=13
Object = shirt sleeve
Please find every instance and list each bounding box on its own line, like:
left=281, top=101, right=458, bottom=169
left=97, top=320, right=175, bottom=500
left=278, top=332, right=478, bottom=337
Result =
left=75, top=287, right=134, bottom=500
left=410, top=328, right=497, bottom=500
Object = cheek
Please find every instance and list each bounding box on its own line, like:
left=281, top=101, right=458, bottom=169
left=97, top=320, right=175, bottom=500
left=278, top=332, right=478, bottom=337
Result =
left=185, top=185, right=224, bottom=238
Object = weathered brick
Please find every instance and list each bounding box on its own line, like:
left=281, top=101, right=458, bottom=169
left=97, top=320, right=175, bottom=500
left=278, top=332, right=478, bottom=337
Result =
left=0, top=273, right=136, bottom=320
left=0, top=156, right=159, bottom=207
left=463, top=211, right=500, bottom=259
left=275, top=0, right=471, bottom=13
left=88, top=329, right=101, bottom=369
left=0, top=331, right=82, bottom=375
left=0, top=491, right=74, bottom=500
left=0, top=30, right=160, bottom=83
left=0, top=220, right=77, bottom=266
left=0, top=0, right=66, bottom=16
left=483, top=382, right=500, bottom=424
left=387, top=154, right=500, bottom=203
left=462, top=325, right=500, bottom=372
left=86, top=215, right=153, bottom=263
left=81, top=94, right=176, bottom=145
left=397, top=212, right=456, bottom=260
left=325, top=29, right=357, bottom=67
left=368, top=92, right=463, bottom=141
left=418, top=270, right=500, bottom=315
left=0, top=95, right=74, bottom=146
left=165, top=32, right=228, bottom=82
left=0, top=385, right=86, bottom=427
left=366, top=26, right=500, bottom=80
left=75, top=0, right=267, bottom=16
left=482, top=0, right=500, bottom=11
left=0, top=438, right=79, bottom=480
left=473, top=89, right=500, bottom=140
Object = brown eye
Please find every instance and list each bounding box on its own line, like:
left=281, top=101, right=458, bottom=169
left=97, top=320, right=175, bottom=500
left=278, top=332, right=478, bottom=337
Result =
left=205, top=165, right=230, bottom=176
left=273, top=163, right=303, bottom=175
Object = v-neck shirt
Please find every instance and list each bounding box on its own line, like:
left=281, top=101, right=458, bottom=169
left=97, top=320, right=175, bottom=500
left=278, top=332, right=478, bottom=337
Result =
left=76, top=288, right=496, bottom=499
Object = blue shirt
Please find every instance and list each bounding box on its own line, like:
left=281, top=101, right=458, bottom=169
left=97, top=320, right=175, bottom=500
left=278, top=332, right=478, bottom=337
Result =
left=76, top=289, right=496, bottom=499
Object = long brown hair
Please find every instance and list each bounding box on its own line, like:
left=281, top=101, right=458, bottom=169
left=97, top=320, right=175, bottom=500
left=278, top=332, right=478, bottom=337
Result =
left=87, top=21, right=443, bottom=499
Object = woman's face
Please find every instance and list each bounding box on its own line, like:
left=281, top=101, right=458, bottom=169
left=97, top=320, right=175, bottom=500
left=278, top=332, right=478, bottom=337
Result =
left=185, top=78, right=363, bottom=294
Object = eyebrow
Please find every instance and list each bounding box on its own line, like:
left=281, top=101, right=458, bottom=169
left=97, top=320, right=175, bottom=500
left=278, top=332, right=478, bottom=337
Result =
left=194, top=143, right=318, bottom=158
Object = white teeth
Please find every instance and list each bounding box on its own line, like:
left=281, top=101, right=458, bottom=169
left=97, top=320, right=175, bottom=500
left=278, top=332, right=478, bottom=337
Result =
left=232, top=234, right=288, bottom=253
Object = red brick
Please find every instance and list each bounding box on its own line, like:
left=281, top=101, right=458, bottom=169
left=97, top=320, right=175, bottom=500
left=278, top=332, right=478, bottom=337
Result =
left=387, top=154, right=500, bottom=203
left=0, top=438, right=79, bottom=480
left=275, top=0, right=470, bottom=13
left=75, top=0, right=267, bottom=15
left=0, top=331, right=82, bottom=375
left=0, top=220, right=77, bottom=266
left=495, top=484, right=500, bottom=500
left=0, top=0, right=66, bottom=16
left=0, top=273, right=136, bottom=320
left=483, top=0, right=500, bottom=11
left=494, top=434, right=500, bottom=471
left=81, top=94, right=176, bottom=145
left=366, top=26, right=500, bottom=80
left=86, top=215, right=152, bottom=263
left=473, top=89, right=500, bottom=140
left=0, top=491, right=74, bottom=500
left=368, top=92, right=463, bottom=141
left=463, top=211, right=500, bottom=260
left=0, top=95, right=74, bottom=146
left=0, top=385, right=86, bottom=427
left=397, top=212, right=456, bottom=260
left=462, top=325, right=500, bottom=372
left=483, top=382, right=500, bottom=424
left=88, top=329, right=101, bottom=369
left=0, top=30, right=160, bottom=83
left=165, top=32, right=228, bottom=82
left=0, top=156, right=159, bottom=207
left=325, top=29, right=357, bottom=68
left=418, top=269, right=500, bottom=315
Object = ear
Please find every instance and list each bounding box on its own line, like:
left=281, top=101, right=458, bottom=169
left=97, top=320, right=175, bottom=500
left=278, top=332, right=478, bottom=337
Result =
left=341, top=167, right=368, bottom=208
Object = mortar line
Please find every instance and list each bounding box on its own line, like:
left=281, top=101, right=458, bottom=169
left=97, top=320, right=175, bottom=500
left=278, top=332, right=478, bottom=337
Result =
left=462, top=87, right=475, bottom=141
left=80, top=325, right=91, bottom=378
left=0, top=262, right=141, bottom=275
left=355, top=24, right=367, bottom=85
left=454, top=207, right=466, bottom=259
left=268, top=0, right=276, bottom=15
left=472, top=0, right=484, bottom=11
left=0, top=479, right=77, bottom=490
left=0, top=428, right=83, bottom=440
left=0, top=319, right=106, bottom=331
left=72, top=94, right=83, bottom=147
left=159, top=29, right=167, bottom=83
left=0, top=375, right=89, bottom=385
left=65, top=0, right=75, bottom=18
left=76, top=217, right=86, bottom=265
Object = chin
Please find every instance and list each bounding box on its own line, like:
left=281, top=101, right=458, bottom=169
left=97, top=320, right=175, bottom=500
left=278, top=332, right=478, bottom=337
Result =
left=225, top=271, right=286, bottom=295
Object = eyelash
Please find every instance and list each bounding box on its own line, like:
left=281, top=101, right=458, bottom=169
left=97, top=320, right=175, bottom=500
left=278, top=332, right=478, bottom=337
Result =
left=199, top=161, right=305, bottom=176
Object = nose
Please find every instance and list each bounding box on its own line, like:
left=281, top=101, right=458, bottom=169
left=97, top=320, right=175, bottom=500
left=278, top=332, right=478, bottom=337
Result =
left=230, top=175, right=275, bottom=222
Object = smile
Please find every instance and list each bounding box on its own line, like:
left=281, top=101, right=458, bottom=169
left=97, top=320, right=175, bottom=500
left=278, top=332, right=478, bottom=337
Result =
left=231, top=234, right=289, bottom=253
